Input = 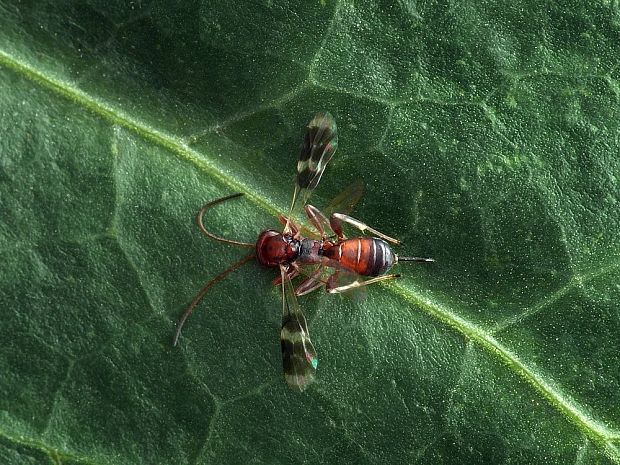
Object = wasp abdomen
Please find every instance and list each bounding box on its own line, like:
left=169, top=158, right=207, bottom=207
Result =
left=323, top=237, right=395, bottom=277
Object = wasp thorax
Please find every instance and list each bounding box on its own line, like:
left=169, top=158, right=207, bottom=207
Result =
left=256, top=230, right=300, bottom=267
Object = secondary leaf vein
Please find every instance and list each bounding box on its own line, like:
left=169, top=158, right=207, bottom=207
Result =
left=493, top=257, right=620, bottom=334
left=1, top=48, right=619, bottom=463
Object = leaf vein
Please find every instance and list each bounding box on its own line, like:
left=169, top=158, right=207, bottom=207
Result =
left=308, top=0, right=342, bottom=80
left=0, top=430, right=98, bottom=465
left=186, top=81, right=309, bottom=144
left=493, top=257, right=620, bottom=334
left=2, top=47, right=619, bottom=463
left=389, top=280, right=620, bottom=462
left=41, top=359, right=76, bottom=439
left=0, top=49, right=282, bottom=220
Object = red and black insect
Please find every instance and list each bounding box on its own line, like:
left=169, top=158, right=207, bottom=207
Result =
left=173, top=112, right=433, bottom=390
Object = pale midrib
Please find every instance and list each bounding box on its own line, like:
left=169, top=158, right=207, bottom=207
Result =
left=1, top=50, right=618, bottom=462
left=0, top=50, right=281, bottom=220
left=389, top=282, right=619, bottom=453
left=0, top=430, right=97, bottom=465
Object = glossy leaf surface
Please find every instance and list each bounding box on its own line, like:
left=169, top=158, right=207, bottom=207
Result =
left=1, top=1, right=619, bottom=464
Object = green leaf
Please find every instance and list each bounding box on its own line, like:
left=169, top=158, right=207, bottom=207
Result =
left=1, top=1, right=619, bottom=464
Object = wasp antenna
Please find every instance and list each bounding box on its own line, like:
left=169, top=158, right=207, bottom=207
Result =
left=196, top=193, right=255, bottom=248
left=173, top=252, right=255, bottom=346
left=397, top=256, right=435, bottom=263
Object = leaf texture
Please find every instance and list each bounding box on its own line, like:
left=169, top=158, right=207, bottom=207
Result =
left=1, top=1, right=619, bottom=464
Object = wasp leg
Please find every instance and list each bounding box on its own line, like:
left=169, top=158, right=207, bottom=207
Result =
left=295, top=266, right=327, bottom=296
left=278, top=215, right=301, bottom=236
left=325, top=272, right=400, bottom=294
left=304, top=204, right=333, bottom=238
left=272, top=263, right=300, bottom=286
left=329, top=213, right=400, bottom=245
left=295, top=277, right=325, bottom=296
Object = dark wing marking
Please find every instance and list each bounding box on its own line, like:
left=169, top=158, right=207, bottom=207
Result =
left=288, top=112, right=338, bottom=220
left=297, top=112, right=338, bottom=191
left=280, top=265, right=318, bottom=391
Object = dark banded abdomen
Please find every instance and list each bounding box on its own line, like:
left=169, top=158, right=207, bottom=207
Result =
left=322, top=237, right=396, bottom=276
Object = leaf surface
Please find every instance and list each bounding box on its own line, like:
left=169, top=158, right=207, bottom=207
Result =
left=1, top=1, right=620, bottom=464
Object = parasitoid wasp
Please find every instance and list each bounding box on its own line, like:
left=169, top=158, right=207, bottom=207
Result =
left=173, top=112, right=434, bottom=391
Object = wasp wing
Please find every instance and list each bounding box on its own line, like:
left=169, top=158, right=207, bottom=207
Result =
left=322, top=179, right=364, bottom=218
left=280, top=265, right=318, bottom=391
left=331, top=270, right=368, bottom=302
left=288, top=112, right=338, bottom=221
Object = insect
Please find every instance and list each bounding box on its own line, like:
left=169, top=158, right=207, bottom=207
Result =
left=173, top=112, right=434, bottom=391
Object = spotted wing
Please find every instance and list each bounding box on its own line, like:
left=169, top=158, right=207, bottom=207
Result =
left=289, top=112, right=338, bottom=220
left=280, top=265, right=318, bottom=391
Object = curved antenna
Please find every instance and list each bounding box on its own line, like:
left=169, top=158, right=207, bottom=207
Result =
left=197, top=193, right=254, bottom=248
left=173, top=252, right=255, bottom=346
